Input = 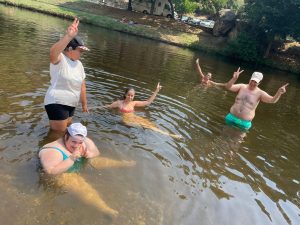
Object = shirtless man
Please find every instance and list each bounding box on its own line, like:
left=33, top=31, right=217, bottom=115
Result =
left=225, top=68, right=289, bottom=130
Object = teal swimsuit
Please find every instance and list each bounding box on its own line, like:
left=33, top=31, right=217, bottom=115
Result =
left=40, top=146, right=86, bottom=173
left=225, top=113, right=252, bottom=130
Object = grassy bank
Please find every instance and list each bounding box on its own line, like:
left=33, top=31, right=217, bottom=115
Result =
left=0, top=0, right=208, bottom=47
left=0, top=0, right=299, bottom=74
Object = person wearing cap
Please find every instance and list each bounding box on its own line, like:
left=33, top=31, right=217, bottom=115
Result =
left=39, top=122, right=136, bottom=174
left=195, top=58, right=226, bottom=87
left=39, top=123, right=136, bottom=217
left=44, top=18, right=90, bottom=132
left=224, top=68, right=289, bottom=130
left=39, top=123, right=99, bottom=174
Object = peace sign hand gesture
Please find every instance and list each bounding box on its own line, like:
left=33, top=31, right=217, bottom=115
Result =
left=233, top=67, right=244, bottom=79
left=66, top=18, right=79, bottom=38
left=278, top=83, right=289, bottom=94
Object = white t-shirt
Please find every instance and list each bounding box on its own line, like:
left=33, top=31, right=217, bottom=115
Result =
left=44, top=53, right=86, bottom=107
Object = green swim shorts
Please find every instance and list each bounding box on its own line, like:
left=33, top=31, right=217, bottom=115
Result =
left=225, top=113, right=252, bottom=130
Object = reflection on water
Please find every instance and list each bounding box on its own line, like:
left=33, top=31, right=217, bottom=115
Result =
left=0, top=4, right=299, bottom=225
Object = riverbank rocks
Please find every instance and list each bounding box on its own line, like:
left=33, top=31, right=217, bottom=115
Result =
left=213, top=9, right=236, bottom=37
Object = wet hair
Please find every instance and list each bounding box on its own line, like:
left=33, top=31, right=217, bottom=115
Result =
left=122, top=87, right=135, bottom=100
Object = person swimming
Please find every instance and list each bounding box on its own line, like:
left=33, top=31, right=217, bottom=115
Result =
left=105, top=83, right=162, bottom=113
left=104, top=83, right=182, bottom=139
left=195, top=58, right=226, bottom=87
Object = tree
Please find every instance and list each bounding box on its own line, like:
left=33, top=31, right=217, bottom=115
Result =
left=243, top=0, right=300, bottom=58
left=128, top=0, right=132, bottom=11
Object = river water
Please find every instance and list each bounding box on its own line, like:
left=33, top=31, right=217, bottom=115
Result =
left=0, top=5, right=299, bottom=225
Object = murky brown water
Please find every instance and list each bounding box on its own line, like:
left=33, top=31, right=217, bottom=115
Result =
left=0, top=5, right=299, bottom=225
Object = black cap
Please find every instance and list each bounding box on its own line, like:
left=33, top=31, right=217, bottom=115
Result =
left=66, top=36, right=90, bottom=51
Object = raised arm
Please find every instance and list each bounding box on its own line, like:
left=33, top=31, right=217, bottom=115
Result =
left=50, top=18, right=79, bottom=64
left=195, top=58, right=205, bottom=80
left=134, top=82, right=162, bottom=107
left=225, top=67, right=244, bottom=92
left=261, top=83, right=289, bottom=103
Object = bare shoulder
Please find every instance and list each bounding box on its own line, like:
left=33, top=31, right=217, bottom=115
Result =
left=39, top=144, right=61, bottom=158
left=85, top=137, right=96, bottom=146
left=85, top=137, right=100, bottom=157
left=228, top=83, right=246, bottom=92
left=108, top=99, right=122, bottom=108
left=41, top=140, right=59, bottom=150
left=240, top=83, right=248, bottom=89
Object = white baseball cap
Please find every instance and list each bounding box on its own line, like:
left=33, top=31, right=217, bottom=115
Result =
left=250, top=72, right=263, bottom=83
left=67, top=123, right=87, bottom=138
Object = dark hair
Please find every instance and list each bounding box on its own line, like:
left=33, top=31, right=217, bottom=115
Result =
left=65, top=36, right=85, bottom=51
left=122, top=87, right=135, bottom=100
left=64, top=130, right=71, bottom=143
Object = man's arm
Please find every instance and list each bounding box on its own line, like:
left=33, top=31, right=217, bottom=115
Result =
left=260, top=83, right=289, bottom=103
left=225, top=67, right=244, bottom=92
left=50, top=18, right=79, bottom=64
left=195, top=58, right=205, bottom=80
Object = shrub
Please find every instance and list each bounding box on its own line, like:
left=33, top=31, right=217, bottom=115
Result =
left=224, top=31, right=264, bottom=63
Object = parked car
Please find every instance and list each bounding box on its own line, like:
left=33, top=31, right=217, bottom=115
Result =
left=199, top=20, right=215, bottom=29
left=180, top=15, right=192, bottom=23
left=190, top=18, right=201, bottom=26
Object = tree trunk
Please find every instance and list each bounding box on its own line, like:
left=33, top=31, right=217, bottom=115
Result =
left=127, top=0, right=132, bottom=11
left=150, top=0, right=156, bottom=15
left=167, top=0, right=174, bottom=18
left=264, top=37, right=274, bottom=58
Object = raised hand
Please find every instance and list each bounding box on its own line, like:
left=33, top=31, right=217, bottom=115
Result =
left=233, top=67, right=244, bottom=79
left=66, top=18, right=79, bottom=38
left=196, top=58, right=199, bottom=65
left=278, top=83, right=289, bottom=94
left=156, top=82, right=162, bottom=92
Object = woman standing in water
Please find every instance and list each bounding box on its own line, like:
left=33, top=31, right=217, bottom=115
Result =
left=105, top=83, right=181, bottom=139
left=44, top=18, right=89, bottom=132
